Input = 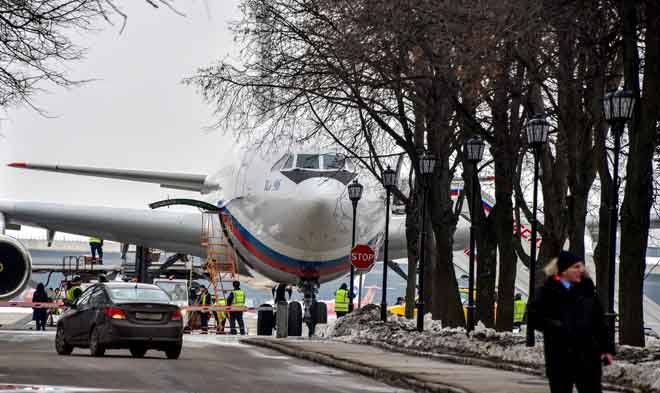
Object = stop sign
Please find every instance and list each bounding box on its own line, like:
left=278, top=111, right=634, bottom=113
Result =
left=350, top=244, right=376, bottom=271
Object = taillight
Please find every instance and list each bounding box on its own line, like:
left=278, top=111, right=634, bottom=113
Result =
left=104, top=307, right=126, bottom=320
left=171, top=309, right=183, bottom=321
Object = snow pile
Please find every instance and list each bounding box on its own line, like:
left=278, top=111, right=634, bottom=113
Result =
left=323, top=305, right=660, bottom=392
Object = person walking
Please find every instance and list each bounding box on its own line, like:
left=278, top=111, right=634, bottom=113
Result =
left=89, top=237, right=103, bottom=263
left=32, top=283, right=50, bottom=331
left=227, top=281, right=246, bottom=335
left=528, top=251, right=612, bottom=393
left=197, top=286, right=212, bottom=334
left=334, top=283, right=350, bottom=318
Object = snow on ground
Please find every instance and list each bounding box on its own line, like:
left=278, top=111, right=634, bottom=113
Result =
left=320, top=305, right=660, bottom=392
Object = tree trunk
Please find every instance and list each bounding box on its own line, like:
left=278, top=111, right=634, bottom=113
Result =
left=618, top=0, right=660, bottom=347
left=462, top=158, right=497, bottom=328
left=494, top=158, right=518, bottom=331
left=404, top=192, right=419, bottom=319
left=594, top=147, right=613, bottom=304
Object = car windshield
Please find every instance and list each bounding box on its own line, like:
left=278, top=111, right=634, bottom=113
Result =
left=108, top=287, right=171, bottom=303
left=154, top=282, right=188, bottom=302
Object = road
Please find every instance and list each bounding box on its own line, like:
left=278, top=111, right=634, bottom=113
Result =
left=0, top=331, right=411, bottom=393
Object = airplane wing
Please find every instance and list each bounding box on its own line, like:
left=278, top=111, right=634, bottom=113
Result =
left=8, top=162, right=219, bottom=193
left=0, top=200, right=204, bottom=257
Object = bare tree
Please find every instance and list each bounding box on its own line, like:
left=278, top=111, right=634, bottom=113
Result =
left=0, top=0, right=181, bottom=109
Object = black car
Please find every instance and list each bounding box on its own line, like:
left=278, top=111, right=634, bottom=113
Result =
left=55, top=282, right=184, bottom=359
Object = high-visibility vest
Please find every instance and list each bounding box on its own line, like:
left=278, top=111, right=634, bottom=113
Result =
left=232, top=289, right=245, bottom=307
left=335, top=289, right=350, bottom=312
left=201, top=293, right=209, bottom=305
left=89, top=237, right=102, bottom=244
left=66, top=286, right=81, bottom=301
left=513, top=299, right=526, bottom=323
left=216, top=298, right=227, bottom=320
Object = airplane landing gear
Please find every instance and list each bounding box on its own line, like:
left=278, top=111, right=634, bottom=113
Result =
left=299, top=279, right=319, bottom=337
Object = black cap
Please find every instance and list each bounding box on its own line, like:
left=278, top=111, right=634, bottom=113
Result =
left=72, top=276, right=81, bottom=282
left=557, top=251, right=584, bottom=274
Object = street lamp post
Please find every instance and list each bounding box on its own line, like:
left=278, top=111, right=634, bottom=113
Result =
left=417, top=151, right=437, bottom=332
left=464, top=137, right=486, bottom=333
left=525, top=115, right=550, bottom=347
left=381, top=166, right=397, bottom=322
left=602, top=89, right=636, bottom=354
left=348, top=179, right=364, bottom=313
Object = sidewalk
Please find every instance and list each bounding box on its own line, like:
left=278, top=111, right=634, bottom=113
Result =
left=243, top=338, right=557, bottom=393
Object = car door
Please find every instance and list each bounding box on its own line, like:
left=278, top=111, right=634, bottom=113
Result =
left=66, top=288, right=94, bottom=344
left=84, top=287, right=109, bottom=336
left=76, top=286, right=107, bottom=345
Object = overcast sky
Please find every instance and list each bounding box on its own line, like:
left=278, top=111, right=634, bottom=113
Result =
left=0, top=1, right=242, bottom=239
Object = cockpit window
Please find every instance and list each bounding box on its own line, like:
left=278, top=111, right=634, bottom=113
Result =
left=280, top=152, right=356, bottom=184
left=322, top=154, right=345, bottom=170
left=283, top=155, right=294, bottom=169
left=271, top=154, right=295, bottom=171
left=296, top=154, right=320, bottom=169
left=271, top=154, right=289, bottom=172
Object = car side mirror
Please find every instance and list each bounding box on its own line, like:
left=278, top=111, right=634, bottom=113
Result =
left=63, top=300, right=76, bottom=309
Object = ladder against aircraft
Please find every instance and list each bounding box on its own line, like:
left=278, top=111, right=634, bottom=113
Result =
left=202, top=212, right=239, bottom=308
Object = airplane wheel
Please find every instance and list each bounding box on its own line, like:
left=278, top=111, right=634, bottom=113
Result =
left=287, top=302, right=303, bottom=336
left=257, top=304, right=274, bottom=336
left=313, top=301, right=327, bottom=324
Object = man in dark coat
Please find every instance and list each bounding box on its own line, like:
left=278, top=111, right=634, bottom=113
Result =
left=528, top=251, right=613, bottom=393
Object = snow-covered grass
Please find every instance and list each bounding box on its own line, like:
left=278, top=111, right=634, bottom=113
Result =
left=320, top=305, right=660, bottom=392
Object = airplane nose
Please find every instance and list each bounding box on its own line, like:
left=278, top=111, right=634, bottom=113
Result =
left=288, top=179, right=352, bottom=254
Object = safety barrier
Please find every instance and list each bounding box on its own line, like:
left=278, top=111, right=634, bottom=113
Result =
left=0, top=301, right=63, bottom=309
left=0, top=301, right=271, bottom=313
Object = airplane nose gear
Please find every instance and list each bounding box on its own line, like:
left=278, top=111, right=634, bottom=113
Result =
left=299, top=279, right=320, bottom=337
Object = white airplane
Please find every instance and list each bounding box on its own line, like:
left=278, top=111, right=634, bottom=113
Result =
left=0, top=145, right=473, bottom=332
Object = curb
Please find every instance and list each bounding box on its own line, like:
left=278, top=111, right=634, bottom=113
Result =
left=242, top=338, right=470, bottom=393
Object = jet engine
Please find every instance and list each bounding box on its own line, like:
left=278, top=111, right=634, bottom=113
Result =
left=0, top=235, right=32, bottom=301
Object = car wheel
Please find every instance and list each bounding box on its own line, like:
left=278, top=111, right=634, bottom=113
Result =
left=165, top=343, right=182, bottom=359
left=89, top=327, right=105, bottom=357
left=130, top=346, right=147, bottom=358
left=55, top=324, right=73, bottom=355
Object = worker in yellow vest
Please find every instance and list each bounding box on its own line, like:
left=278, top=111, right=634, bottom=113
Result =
left=197, top=286, right=212, bottom=334
left=66, top=276, right=83, bottom=302
left=513, top=293, right=526, bottom=329
left=89, top=237, right=103, bottom=264
left=335, top=283, right=350, bottom=318
left=227, top=281, right=246, bottom=335
left=215, top=297, right=227, bottom=334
